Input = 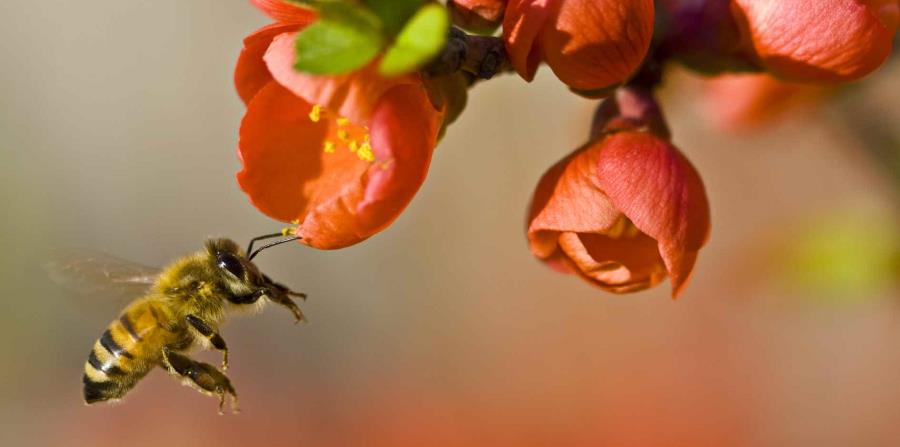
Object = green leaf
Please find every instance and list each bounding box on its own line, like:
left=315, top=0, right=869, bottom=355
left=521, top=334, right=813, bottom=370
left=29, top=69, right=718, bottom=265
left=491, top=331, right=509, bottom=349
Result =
left=378, top=3, right=449, bottom=77
left=363, top=0, right=426, bottom=35
left=294, top=3, right=384, bottom=75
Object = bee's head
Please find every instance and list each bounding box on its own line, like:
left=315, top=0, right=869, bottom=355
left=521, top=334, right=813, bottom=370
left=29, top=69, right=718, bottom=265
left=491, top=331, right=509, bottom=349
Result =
left=204, top=238, right=266, bottom=304
left=201, top=235, right=307, bottom=322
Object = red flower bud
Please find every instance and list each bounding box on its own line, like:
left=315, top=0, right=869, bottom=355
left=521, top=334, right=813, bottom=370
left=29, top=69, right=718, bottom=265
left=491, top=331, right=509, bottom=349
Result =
left=503, top=0, right=655, bottom=92
left=528, top=88, right=710, bottom=296
left=733, top=0, right=899, bottom=82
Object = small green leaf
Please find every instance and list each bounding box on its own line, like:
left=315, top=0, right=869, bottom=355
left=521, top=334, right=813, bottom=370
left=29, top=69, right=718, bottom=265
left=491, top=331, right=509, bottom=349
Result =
left=294, top=3, right=384, bottom=75
left=363, top=0, right=426, bottom=35
left=378, top=3, right=450, bottom=77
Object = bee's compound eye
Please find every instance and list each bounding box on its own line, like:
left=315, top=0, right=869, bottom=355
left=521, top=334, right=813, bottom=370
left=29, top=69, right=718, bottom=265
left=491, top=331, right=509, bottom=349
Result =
left=216, top=252, right=244, bottom=278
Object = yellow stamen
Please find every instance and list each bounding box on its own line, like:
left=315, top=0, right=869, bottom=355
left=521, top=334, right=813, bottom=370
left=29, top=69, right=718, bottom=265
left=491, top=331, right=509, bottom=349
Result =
left=624, top=221, right=641, bottom=238
left=606, top=216, right=640, bottom=239
left=606, top=218, right=627, bottom=238
left=308, top=105, right=322, bottom=123
left=318, top=113, right=376, bottom=163
left=357, top=142, right=375, bottom=162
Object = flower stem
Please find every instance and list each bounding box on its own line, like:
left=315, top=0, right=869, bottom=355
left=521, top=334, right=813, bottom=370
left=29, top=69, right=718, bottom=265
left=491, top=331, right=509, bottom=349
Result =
left=424, top=27, right=513, bottom=81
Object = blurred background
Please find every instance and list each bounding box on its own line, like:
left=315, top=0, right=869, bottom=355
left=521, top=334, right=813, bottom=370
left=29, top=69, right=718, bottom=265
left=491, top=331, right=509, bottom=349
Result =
left=2, top=1, right=899, bottom=446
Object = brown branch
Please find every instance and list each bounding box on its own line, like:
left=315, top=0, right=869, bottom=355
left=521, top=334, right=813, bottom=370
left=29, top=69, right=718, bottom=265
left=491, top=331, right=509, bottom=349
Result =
left=424, top=27, right=513, bottom=81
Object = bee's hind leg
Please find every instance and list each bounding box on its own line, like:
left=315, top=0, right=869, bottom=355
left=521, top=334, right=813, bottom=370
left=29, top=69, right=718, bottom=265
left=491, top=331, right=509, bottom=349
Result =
left=161, top=347, right=238, bottom=415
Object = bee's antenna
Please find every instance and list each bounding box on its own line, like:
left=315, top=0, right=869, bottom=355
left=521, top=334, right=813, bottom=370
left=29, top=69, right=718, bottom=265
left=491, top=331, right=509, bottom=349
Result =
left=248, top=236, right=301, bottom=261
left=246, top=233, right=284, bottom=254
left=246, top=227, right=298, bottom=254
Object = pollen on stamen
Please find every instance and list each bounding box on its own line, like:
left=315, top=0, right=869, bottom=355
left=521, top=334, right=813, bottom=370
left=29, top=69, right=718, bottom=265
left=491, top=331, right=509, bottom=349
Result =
left=348, top=141, right=359, bottom=153
left=322, top=140, right=336, bottom=153
left=308, top=105, right=323, bottom=123
left=337, top=130, right=350, bottom=141
left=357, top=142, right=375, bottom=162
left=336, top=117, right=350, bottom=127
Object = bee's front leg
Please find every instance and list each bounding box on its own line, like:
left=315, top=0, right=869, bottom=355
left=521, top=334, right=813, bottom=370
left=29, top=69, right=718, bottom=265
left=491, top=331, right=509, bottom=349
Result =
left=186, top=315, right=228, bottom=370
left=265, top=289, right=306, bottom=323
left=161, top=347, right=238, bottom=415
left=260, top=276, right=306, bottom=323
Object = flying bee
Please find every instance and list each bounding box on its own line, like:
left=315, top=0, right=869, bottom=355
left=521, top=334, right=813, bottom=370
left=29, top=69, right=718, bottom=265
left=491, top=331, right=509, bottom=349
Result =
left=47, top=232, right=305, bottom=414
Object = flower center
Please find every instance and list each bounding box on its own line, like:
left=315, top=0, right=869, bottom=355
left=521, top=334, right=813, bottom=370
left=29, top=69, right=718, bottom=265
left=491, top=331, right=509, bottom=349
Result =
left=309, top=105, right=375, bottom=162
left=606, top=215, right=641, bottom=239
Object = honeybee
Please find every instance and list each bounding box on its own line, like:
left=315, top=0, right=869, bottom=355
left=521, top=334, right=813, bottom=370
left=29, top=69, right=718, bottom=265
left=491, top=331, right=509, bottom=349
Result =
left=47, top=233, right=306, bottom=414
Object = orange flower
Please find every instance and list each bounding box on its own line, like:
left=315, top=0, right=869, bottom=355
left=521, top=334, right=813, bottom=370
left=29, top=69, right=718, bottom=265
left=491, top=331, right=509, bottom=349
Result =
left=503, top=0, right=655, bottom=92
left=234, top=1, right=445, bottom=249
left=732, top=0, right=899, bottom=82
left=527, top=88, right=710, bottom=296
left=703, top=73, right=832, bottom=131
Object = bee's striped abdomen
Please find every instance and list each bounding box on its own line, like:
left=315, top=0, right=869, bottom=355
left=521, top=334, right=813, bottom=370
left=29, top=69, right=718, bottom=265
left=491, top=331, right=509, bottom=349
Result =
left=83, top=311, right=156, bottom=403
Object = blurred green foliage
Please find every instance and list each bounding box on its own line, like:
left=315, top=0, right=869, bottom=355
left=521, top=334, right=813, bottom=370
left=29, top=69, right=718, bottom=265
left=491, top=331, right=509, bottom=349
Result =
left=379, top=3, right=449, bottom=76
left=363, top=0, right=426, bottom=35
left=782, top=213, right=900, bottom=300
left=293, top=0, right=448, bottom=77
left=294, top=2, right=384, bottom=74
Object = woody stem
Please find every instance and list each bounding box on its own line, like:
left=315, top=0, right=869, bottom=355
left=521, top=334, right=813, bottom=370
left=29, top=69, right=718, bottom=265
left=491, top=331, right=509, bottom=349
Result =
left=424, top=27, right=513, bottom=81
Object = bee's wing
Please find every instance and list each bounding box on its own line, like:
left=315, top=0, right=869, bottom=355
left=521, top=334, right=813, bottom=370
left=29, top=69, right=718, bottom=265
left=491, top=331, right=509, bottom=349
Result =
left=45, top=248, right=161, bottom=302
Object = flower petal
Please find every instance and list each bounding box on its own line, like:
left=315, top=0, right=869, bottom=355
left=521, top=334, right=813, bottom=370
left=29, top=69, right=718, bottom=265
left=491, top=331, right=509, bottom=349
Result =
left=264, top=32, right=417, bottom=125
left=237, top=80, right=442, bottom=249
left=237, top=81, right=328, bottom=222
left=595, top=132, right=710, bottom=297
left=294, top=84, right=443, bottom=248
left=558, top=231, right=667, bottom=293
left=734, top=0, right=898, bottom=82
left=540, top=0, right=654, bottom=91
left=504, top=0, right=654, bottom=90
left=250, top=0, right=316, bottom=24
left=234, top=23, right=303, bottom=105
left=528, top=142, right=621, bottom=258
left=503, top=0, right=556, bottom=82
left=527, top=137, right=675, bottom=294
